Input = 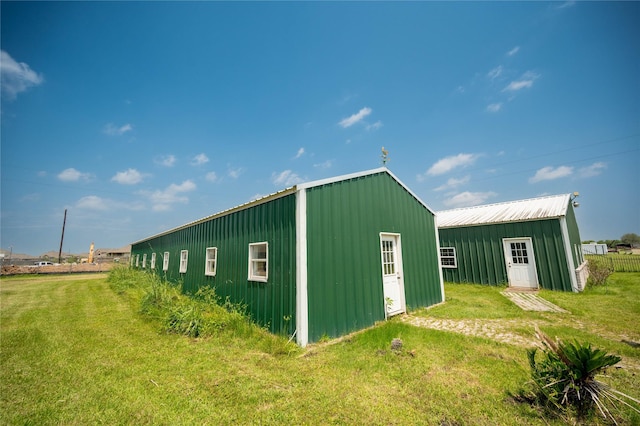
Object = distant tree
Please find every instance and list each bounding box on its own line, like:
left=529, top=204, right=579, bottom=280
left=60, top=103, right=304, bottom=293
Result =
left=620, top=233, right=640, bottom=248
left=598, top=240, right=621, bottom=248
left=582, top=240, right=595, bottom=244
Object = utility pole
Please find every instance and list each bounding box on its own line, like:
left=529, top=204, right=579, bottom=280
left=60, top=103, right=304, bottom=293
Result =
left=58, top=209, right=67, bottom=264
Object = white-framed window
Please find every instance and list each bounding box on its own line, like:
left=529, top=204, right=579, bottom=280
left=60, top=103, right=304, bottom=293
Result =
left=248, top=242, right=268, bottom=282
left=440, top=247, right=457, bottom=268
left=135, top=254, right=140, bottom=267
left=142, top=253, right=147, bottom=268
left=163, top=252, right=170, bottom=271
left=205, top=247, right=218, bottom=276
left=179, top=250, right=188, bottom=273
left=150, top=253, right=156, bottom=269
left=130, top=256, right=135, bottom=267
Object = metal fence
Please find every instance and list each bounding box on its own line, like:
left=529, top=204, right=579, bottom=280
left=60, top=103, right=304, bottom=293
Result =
left=585, top=254, right=640, bottom=273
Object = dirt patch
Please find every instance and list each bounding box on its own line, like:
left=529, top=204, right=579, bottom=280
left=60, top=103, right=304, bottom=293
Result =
left=1, top=263, right=114, bottom=276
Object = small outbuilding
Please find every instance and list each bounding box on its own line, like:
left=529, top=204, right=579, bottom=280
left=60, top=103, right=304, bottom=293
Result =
left=437, top=194, right=588, bottom=292
left=131, top=168, right=444, bottom=346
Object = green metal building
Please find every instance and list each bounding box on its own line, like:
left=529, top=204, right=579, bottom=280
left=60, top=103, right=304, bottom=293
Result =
left=437, top=194, right=588, bottom=292
left=131, top=168, right=444, bottom=346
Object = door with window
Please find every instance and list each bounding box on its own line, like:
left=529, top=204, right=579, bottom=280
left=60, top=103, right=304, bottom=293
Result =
left=380, top=234, right=406, bottom=316
left=503, top=238, right=539, bottom=289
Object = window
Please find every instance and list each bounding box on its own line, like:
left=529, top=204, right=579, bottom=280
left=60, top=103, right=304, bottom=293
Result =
left=205, top=247, right=218, bottom=276
left=179, top=250, right=188, bottom=273
left=510, top=242, right=529, bottom=264
left=163, top=252, right=170, bottom=271
left=135, top=254, right=140, bottom=267
left=248, top=242, right=268, bottom=282
left=142, top=253, right=147, bottom=268
left=440, top=247, right=457, bottom=268
left=150, top=253, right=156, bottom=269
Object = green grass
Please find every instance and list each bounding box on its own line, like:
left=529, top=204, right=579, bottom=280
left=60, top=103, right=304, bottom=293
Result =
left=586, top=253, right=640, bottom=272
left=1, top=272, right=639, bottom=425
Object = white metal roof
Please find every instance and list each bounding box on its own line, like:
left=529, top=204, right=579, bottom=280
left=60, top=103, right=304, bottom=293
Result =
left=437, top=194, right=571, bottom=228
left=133, top=167, right=434, bottom=244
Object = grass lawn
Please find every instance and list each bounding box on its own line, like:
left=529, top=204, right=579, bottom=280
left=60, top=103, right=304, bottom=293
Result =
left=1, top=272, right=639, bottom=425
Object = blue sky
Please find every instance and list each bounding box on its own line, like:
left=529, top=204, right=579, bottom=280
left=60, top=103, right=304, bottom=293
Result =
left=1, top=1, right=638, bottom=256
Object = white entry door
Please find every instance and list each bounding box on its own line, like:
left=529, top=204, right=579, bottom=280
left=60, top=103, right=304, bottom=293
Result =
left=503, top=238, right=539, bottom=289
left=380, top=234, right=405, bottom=316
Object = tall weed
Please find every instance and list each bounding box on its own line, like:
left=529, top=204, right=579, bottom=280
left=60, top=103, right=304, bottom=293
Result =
left=587, top=256, right=615, bottom=288
left=107, top=267, right=298, bottom=355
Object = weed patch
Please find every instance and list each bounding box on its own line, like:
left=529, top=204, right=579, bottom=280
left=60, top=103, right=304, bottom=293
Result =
left=107, top=266, right=298, bottom=354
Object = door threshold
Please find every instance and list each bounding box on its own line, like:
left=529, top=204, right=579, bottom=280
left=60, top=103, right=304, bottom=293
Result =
left=504, top=286, right=539, bottom=293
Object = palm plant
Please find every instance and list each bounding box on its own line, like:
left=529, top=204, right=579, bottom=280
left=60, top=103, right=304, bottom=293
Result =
left=527, top=328, right=640, bottom=424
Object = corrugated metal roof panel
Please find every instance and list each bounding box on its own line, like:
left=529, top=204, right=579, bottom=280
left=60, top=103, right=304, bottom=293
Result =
left=133, top=167, right=434, bottom=244
left=437, top=194, right=571, bottom=228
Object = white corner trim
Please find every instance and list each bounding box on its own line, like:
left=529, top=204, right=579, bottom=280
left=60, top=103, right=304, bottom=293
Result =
left=559, top=217, right=579, bottom=292
left=295, top=188, right=309, bottom=347
left=434, top=226, right=446, bottom=303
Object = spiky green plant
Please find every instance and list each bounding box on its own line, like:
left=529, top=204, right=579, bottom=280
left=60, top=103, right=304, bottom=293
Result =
left=527, top=328, right=640, bottom=423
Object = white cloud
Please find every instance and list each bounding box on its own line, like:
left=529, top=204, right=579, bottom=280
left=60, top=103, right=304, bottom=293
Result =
left=443, top=191, right=497, bottom=208
left=0, top=50, right=44, bottom=100
left=455, top=86, right=465, bottom=94
left=507, top=46, right=520, bottom=56
left=422, top=153, right=480, bottom=178
left=338, top=107, right=372, bottom=128
left=434, top=176, right=470, bottom=192
left=104, top=123, right=133, bottom=136
left=75, top=195, right=144, bottom=211
left=486, top=103, right=502, bottom=113
left=228, top=167, right=244, bottom=179
left=366, top=121, right=383, bottom=131
left=556, top=1, right=575, bottom=9
left=249, top=193, right=268, bottom=202
left=75, top=195, right=110, bottom=211
left=578, top=162, right=607, bottom=178
left=57, top=168, right=93, bottom=182
left=139, top=180, right=197, bottom=211
left=205, top=171, right=219, bottom=183
left=272, top=170, right=304, bottom=187
left=503, top=71, right=539, bottom=93
left=111, top=168, right=144, bottom=185
left=314, top=160, right=334, bottom=169
left=294, top=147, right=305, bottom=159
left=155, top=155, right=176, bottom=167
left=20, top=193, right=40, bottom=202
left=191, top=153, right=209, bottom=166
left=487, top=65, right=503, bottom=80
left=529, top=165, right=574, bottom=183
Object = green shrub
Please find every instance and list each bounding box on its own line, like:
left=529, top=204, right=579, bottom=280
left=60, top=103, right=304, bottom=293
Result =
left=586, top=256, right=614, bottom=287
left=523, top=328, right=639, bottom=422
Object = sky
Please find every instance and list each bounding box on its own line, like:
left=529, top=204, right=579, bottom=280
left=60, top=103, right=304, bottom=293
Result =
left=1, top=1, right=638, bottom=256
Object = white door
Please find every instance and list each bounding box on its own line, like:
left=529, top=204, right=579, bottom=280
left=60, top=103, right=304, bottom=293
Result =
left=380, top=234, right=405, bottom=316
left=503, top=238, right=539, bottom=289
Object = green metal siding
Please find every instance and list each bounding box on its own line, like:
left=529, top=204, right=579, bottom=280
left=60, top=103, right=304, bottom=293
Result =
left=305, top=172, right=443, bottom=343
left=439, top=219, right=573, bottom=291
left=565, top=203, right=584, bottom=267
left=131, top=194, right=297, bottom=336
